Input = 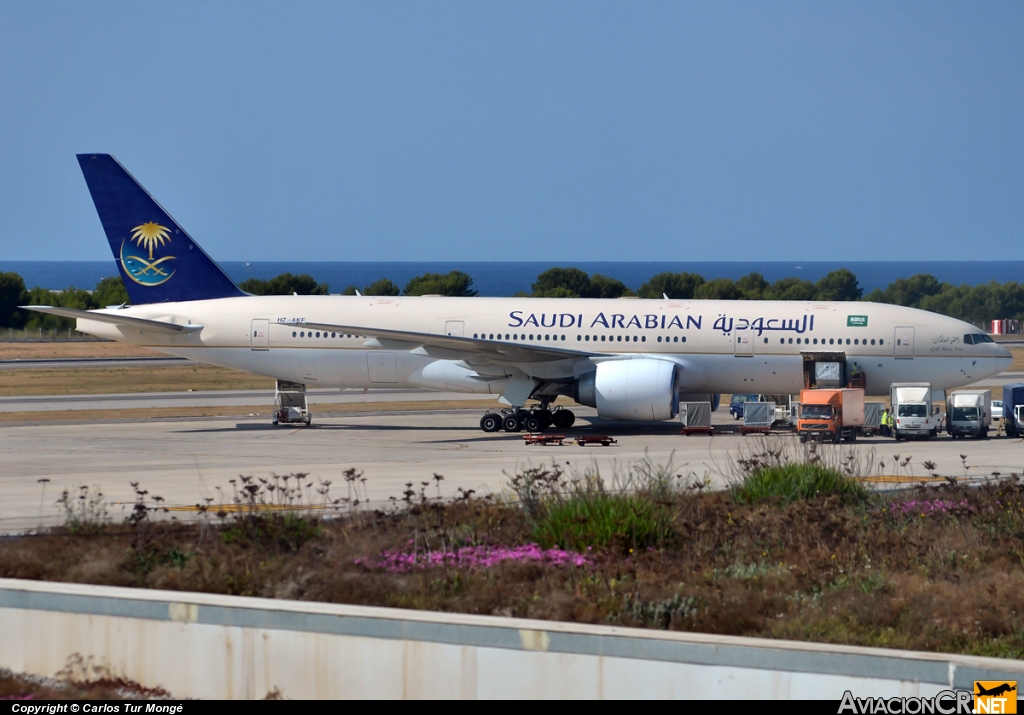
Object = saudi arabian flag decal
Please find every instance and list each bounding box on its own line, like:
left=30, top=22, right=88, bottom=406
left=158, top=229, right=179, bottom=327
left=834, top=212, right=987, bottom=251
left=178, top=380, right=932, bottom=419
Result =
left=847, top=315, right=868, bottom=327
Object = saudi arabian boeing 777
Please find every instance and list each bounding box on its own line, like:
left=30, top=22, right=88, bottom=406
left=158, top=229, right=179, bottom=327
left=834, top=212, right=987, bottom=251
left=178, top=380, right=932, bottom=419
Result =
left=26, top=155, right=1012, bottom=432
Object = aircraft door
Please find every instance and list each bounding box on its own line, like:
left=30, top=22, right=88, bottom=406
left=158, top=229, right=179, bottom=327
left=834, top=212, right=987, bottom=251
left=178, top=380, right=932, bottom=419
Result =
left=734, top=330, right=753, bottom=357
left=251, top=319, right=269, bottom=350
left=894, top=326, right=915, bottom=359
left=445, top=320, right=465, bottom=337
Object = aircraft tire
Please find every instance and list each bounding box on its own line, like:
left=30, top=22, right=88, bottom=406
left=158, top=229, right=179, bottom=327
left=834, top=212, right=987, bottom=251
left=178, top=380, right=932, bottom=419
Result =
left=480, top=413, right=501, bottom=433
left=502, top=415, right=522, bottom=433
left=524, top=414, right=544, bottom=433
left=553, top=410, right=575, bottom=429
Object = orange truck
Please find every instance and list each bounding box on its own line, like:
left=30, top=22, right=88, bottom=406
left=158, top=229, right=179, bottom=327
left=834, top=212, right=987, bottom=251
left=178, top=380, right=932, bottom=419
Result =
left=797, top=388, right=866, bottom=443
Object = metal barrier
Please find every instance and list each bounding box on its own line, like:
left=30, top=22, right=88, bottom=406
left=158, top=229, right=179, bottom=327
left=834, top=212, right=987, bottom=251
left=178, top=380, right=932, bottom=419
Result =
left=1, top=578, right=1022, bottom=699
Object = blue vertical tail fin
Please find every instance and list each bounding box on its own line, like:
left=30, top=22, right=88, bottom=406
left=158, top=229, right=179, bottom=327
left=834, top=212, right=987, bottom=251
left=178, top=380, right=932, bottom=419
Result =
left=77, top=154, right=245, bottom=304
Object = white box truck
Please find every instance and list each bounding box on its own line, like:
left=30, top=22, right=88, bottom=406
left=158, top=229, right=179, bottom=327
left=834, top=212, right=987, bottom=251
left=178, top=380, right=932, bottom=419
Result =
left=945, top=389, right=991, bottom=439
left=890, top=383, right=943, bottom=440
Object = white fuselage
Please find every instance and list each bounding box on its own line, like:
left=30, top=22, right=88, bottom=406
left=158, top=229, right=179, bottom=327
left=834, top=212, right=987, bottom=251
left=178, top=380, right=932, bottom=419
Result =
left=76, top=296, right=1012, bottom=401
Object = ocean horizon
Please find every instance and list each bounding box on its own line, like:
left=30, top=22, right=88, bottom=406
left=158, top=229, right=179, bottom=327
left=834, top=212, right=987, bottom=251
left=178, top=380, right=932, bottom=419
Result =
left=2, top=260, right=1017, bottom=297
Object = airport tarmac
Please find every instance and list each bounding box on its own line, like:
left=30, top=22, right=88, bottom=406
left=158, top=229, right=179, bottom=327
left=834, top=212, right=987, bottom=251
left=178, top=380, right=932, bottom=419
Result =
left=2, top=406, right=1022, bottom=533
left=0, top=387, right=495, bottom=412
left=3, top=373, right=1021, bottom=413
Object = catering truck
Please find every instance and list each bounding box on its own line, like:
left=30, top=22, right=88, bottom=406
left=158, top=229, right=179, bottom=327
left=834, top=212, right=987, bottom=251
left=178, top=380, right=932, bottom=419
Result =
left=890, top=382, right=943, bottom=440
left=1003, top=383, right=1024, bottom=437
left=797, top=388, right=865, bottom=443
left=945, top=389, right=991, bottom=439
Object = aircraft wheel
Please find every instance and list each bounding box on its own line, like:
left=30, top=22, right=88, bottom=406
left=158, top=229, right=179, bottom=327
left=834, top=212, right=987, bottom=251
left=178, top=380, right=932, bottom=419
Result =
left=480, top=413, right=501, bottom=433
left=552, top=410, right=575, bottom=429
left=502, top=414, right=522, bottom=432
left=523, top=414, right=545, bottom=432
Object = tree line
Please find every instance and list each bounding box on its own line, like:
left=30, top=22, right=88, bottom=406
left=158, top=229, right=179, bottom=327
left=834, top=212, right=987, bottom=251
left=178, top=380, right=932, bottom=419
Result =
left=0, top=273, right=129, bottom=330
left=1, top=267, right=1020, bottom=330
left=239, top=270, right=478, bottom=298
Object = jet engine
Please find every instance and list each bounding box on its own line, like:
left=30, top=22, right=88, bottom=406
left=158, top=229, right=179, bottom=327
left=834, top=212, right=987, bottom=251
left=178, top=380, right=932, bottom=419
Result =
left=574, top=359, right=679, bottom=421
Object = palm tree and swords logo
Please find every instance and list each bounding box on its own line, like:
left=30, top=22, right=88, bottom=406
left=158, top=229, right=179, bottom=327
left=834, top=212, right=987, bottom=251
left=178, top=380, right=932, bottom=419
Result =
left=120, top=221, right=176, bottom=286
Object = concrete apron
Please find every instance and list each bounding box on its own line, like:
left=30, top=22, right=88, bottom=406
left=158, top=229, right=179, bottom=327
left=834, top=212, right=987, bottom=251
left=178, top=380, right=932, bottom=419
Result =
left=1, top=579, right=1023, bottom=699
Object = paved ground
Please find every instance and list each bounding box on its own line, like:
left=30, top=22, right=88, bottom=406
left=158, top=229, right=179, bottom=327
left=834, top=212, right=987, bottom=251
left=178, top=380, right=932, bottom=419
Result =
left=4, top=373, right=1020, bottom=413
left=2, top=405, right=1021, bottom=533
left=0, top=388, right=495, bottom=412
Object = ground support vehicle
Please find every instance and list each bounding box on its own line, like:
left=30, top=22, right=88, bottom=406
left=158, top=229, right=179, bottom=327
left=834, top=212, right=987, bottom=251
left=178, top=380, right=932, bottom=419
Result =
left=729, top=394, right=759, bottom=420
left=523, top=434, right=566, bottom=446
left=946, top=389, right=991, bottom=439
left=272, top=381, right=311, bottom=426
left=680, top=402, right=714, bottom=435
left=992, top=400, right=1004, bottom=422
left=860, top=402, right=884, bottom=437
left=1003, top=384, right=1024, bottom=437
left=891, top=383, right=943, bottom=440
left=480, top=405, right=576, bottom=433
left=575, top=436, right=617, bottom=447
left=740, top=401, right=776, bottom=434
left=270, top=381, right=309, bottom=426
left=797, top=388, right=865, bottom=443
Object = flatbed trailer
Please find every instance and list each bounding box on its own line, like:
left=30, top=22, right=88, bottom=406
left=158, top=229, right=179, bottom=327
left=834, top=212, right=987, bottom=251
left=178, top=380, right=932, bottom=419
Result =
left=523, top=434, right=566, bottom=446
left=575, top=435, right=617, bottom=447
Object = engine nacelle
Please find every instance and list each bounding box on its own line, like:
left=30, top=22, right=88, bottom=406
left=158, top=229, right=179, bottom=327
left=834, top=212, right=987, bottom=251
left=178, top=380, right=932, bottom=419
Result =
left=574, top=359, right=679, bottom=421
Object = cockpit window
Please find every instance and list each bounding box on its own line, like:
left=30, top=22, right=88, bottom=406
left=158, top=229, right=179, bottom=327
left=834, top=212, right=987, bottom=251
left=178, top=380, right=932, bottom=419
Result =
left=964, top=334, right=994, bottom=345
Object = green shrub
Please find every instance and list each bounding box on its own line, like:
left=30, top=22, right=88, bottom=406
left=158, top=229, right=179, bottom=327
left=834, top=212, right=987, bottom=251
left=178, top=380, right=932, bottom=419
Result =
left=731, top=463, right=866, bottom=505
left=532, top=493, right=671, bottom=552
left=221, top=512, right=322, bottom=552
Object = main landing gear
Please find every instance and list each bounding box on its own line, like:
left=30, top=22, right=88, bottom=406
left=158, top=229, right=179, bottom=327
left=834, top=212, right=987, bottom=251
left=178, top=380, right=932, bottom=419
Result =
left=479, top=405, right=576, bottom=433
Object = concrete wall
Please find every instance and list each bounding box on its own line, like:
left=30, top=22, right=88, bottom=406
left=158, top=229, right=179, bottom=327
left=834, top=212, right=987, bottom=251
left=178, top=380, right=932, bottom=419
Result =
left=1, top=578, right=1022, bottom=699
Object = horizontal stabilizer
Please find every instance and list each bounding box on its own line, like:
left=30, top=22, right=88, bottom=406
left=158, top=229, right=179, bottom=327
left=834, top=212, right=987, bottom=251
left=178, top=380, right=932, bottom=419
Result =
left=21, top=306, right=203, bottom=333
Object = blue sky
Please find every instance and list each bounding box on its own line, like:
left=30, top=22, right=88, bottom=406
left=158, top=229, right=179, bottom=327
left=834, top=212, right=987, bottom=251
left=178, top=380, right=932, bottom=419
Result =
left=1, top=2, right=1021, bottom=262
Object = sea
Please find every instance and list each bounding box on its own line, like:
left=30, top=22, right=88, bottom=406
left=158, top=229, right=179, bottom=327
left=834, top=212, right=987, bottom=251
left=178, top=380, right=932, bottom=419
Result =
left=2, top=261, right=1020, bottom=297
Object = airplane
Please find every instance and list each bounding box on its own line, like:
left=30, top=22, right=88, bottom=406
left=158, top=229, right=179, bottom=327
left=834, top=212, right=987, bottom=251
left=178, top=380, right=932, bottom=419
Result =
left=25, top=154, right=1013, bottom=432
left=976, top=683, right=1017, bottom=698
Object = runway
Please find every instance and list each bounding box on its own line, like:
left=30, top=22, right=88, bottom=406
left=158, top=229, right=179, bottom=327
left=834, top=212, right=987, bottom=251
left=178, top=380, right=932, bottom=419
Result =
left=2, top=406, right=1020, bottom=533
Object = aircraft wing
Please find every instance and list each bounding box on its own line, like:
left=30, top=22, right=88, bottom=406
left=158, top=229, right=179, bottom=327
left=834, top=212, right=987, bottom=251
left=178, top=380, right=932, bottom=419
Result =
left=285, top=320, right=596, bottom=362
left=20, top=306, right=203, bottom=334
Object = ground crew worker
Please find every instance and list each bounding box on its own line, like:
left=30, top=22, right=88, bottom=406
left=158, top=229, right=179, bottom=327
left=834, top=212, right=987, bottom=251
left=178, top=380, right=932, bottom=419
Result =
left=881, top=408, right=892, bottom=437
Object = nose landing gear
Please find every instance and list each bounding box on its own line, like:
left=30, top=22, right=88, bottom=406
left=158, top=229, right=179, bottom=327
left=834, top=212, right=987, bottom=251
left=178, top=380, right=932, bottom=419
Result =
left=479, top=405, right=576, bottom=433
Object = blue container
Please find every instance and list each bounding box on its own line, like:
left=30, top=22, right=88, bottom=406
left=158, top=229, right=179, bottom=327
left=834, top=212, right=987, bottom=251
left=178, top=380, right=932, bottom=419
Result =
left=1002, top=383, right=1024, bottom=436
